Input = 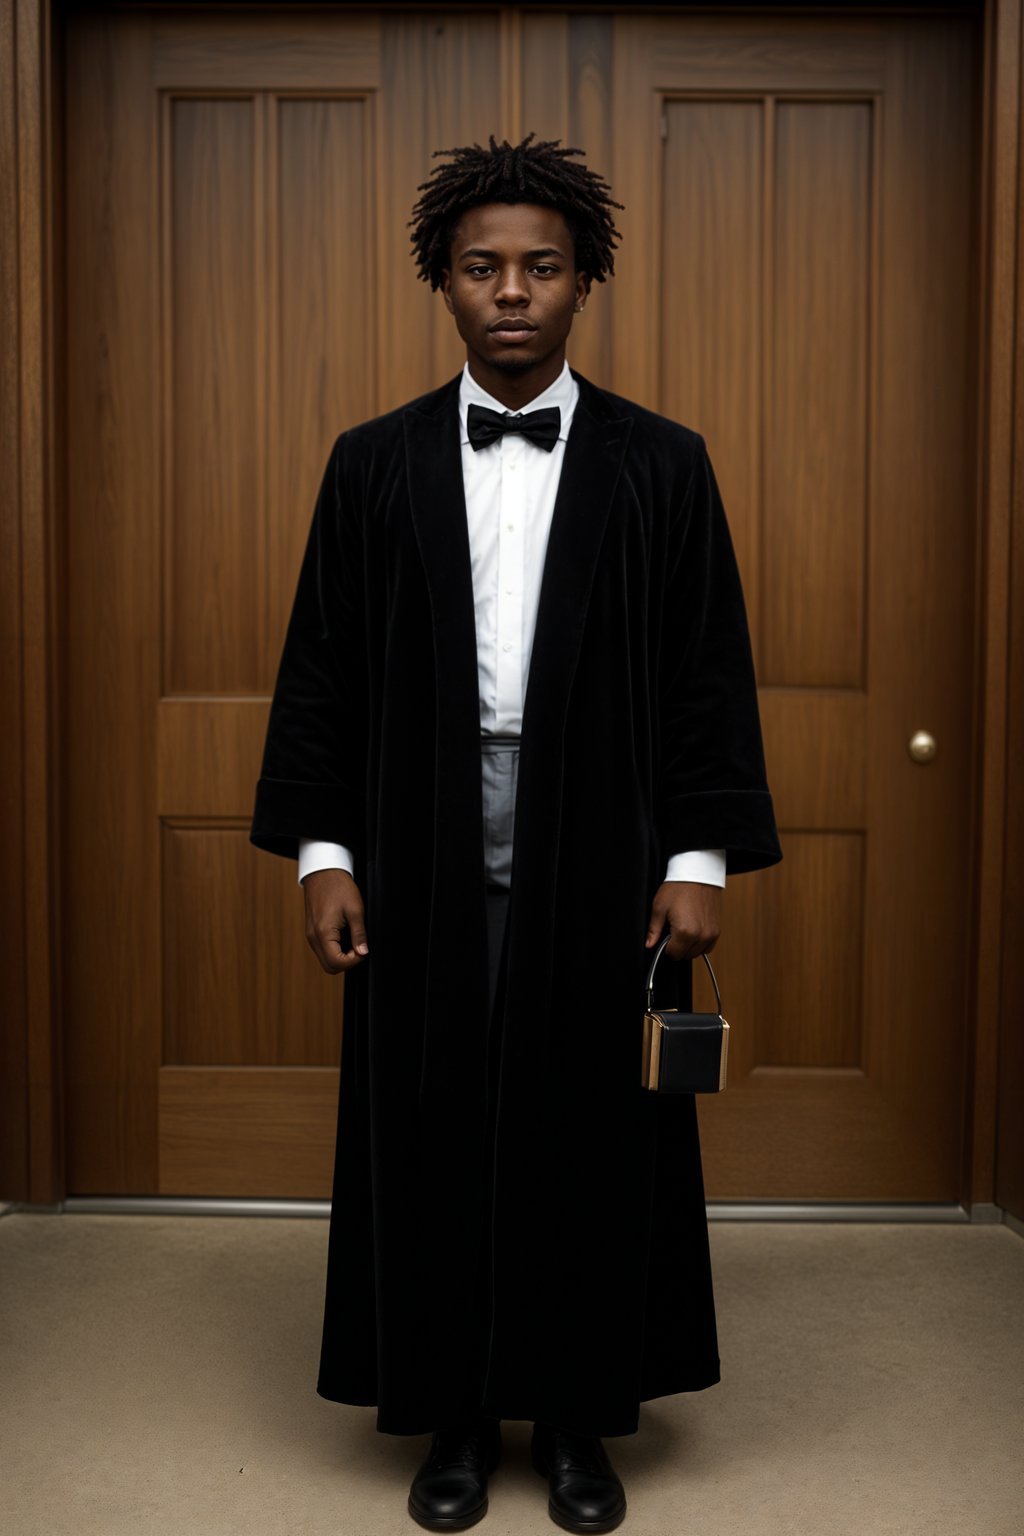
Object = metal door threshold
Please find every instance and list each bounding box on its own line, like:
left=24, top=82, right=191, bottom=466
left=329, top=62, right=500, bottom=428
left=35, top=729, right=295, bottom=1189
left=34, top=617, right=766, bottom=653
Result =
left=15, top=1196, right=1001, bottom=1224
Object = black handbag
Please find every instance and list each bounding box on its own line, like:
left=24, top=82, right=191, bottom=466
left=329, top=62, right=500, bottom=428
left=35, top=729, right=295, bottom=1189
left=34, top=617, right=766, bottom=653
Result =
left=641, top=934, right=730, bottom=1093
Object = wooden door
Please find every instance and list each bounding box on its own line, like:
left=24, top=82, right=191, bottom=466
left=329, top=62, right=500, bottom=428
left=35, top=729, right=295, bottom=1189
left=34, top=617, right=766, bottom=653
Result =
left=602, top=12, right=977, bottom=1197
left=62, top=8, right=503, bottom=1197
left=62, top=7, right=979, bottom=1200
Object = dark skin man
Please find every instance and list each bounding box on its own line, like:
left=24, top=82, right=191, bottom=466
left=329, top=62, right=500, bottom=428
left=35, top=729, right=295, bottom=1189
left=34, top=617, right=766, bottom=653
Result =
left=303, top=200, right=722, bottom=976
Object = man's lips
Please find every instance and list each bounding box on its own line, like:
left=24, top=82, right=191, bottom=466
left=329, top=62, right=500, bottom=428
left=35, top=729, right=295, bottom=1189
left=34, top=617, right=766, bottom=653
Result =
left=487, top=319, right=536, bottom=334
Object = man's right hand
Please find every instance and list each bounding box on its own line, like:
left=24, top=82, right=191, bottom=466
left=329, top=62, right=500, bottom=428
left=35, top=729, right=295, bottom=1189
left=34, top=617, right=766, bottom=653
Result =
left=302, top=869, right=369, bottom=975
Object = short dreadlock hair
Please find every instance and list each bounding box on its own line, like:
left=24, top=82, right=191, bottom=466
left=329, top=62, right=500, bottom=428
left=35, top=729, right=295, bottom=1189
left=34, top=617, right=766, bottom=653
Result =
left=408, top=132, right=624, bottom=290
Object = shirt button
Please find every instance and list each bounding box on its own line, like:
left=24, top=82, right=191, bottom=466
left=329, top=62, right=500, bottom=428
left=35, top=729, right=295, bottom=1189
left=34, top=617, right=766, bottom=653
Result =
left=502, top=643, right=512, bottom=653
left=506, top=523, right=515, bottom=532
left=505, top=586, right=513, bottom=595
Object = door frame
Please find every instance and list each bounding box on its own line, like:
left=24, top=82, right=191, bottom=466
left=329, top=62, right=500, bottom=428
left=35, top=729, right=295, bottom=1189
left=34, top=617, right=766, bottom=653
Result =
left=1, top=0, right=1018, bottom=1210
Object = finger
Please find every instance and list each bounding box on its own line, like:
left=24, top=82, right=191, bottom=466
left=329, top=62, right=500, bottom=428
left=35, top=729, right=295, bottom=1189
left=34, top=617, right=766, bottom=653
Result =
left=343, top=897, right=369, bottom=956
left=665, top=926, right=720, bottom=962
left=308, top=921, right=362, bottom=975
left=322, top=929, right=366, bottom=974
left=664, top=924, right=700, bottom=962
left=645, top=900, right=668, bottom=947
left=309, top=926, right=342, bottom=974
left=333, top=945, right=366, bottom=973
left=666, top=921, right=696, bottom=958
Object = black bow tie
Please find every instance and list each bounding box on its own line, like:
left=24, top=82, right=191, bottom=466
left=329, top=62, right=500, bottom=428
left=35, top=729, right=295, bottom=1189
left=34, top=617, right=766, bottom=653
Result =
left=466, top=403, right=561, bottom=453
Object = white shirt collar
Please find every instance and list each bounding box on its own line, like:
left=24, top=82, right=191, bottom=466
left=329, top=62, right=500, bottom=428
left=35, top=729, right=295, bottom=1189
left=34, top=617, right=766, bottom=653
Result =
left=458, top=358, right=578, bottom=447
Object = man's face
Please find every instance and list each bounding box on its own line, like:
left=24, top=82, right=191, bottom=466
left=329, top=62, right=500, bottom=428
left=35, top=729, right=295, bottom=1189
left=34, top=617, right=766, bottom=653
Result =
left=440, top=202, right=590, bottom=382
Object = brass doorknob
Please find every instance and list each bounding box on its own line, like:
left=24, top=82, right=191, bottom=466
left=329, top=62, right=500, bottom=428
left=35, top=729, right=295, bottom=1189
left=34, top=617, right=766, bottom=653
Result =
left=908, top=730, right=937, bottom=764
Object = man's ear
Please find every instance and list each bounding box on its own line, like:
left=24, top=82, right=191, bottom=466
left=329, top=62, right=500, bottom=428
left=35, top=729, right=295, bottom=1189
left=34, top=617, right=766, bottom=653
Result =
left=440, top=269, right=455, bottom=315
left=575, top=271, right=591, bottom=309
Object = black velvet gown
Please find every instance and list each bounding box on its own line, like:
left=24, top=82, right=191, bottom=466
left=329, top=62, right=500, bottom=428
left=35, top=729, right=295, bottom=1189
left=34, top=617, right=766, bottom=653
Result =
left=250, top=369, right=783, bottom=1436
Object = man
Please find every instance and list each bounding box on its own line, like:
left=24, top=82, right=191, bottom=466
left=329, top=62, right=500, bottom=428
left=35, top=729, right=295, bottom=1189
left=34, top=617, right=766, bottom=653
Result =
left=250, top=134, right=782, bottom=1533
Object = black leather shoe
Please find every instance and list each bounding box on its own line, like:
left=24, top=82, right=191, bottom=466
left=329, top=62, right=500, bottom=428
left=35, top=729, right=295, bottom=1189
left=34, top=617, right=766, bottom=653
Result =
left=408, top=1414, right=502, bottom=1530
left=530, top=1421, right=626, bottom=1533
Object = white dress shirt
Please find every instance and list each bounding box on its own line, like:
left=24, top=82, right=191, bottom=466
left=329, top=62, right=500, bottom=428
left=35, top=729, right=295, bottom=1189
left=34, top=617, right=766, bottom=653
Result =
left=297, top=360, right=726, bottom=889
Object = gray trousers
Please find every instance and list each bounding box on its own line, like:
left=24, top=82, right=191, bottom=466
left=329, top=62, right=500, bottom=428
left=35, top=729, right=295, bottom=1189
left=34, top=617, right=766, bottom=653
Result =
left=474, top=737, right=516, bottom=1421
left=481, top=736, right=519, bottom=1021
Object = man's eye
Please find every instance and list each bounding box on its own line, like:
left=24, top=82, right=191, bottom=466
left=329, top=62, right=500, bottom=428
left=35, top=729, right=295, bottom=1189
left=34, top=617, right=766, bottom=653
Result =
left=531, top=265, right=558, bottom=275
left=467, top=266, right=494, bottom=277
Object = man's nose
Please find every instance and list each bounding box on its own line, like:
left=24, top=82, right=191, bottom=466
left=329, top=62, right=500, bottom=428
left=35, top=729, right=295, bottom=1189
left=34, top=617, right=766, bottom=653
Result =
left=494, top=267, right=530, bottom=304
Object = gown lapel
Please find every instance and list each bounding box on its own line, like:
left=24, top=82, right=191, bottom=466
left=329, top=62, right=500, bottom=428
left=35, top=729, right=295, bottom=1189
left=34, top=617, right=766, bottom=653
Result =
left=512, top=374, right=634, bottom=960
left=402, top=375, right=483, bottom=783
left=402, top=377, right=490, bottom=1114
left=519, top=371, right=633, bottom=751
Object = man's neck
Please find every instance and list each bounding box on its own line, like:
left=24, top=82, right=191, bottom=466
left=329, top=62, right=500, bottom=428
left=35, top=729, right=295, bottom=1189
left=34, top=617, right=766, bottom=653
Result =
left=465, top=352, right=566, bottom=411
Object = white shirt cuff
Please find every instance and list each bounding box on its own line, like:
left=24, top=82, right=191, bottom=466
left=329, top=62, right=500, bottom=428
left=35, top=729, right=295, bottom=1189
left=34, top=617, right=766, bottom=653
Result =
left=297, top=844, right=723, bottom=887
left=664, top=848, right=727, bottom=887
left=297, top=838, right=355, bottom=885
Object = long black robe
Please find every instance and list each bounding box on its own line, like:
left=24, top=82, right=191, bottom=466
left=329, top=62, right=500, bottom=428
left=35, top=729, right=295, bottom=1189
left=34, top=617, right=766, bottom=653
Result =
left=250, top=368, right=783, bottom=1437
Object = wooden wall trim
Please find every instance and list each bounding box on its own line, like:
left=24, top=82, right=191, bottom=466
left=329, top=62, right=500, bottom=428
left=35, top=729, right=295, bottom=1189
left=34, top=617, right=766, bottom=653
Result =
left=966, top=0, right=1020, bottom=1209
left=995, top=0, right=1024, bottom=1222
left=0, top=0, right=28, bottom=1202
left=0, top=0, right=63, bottom=1203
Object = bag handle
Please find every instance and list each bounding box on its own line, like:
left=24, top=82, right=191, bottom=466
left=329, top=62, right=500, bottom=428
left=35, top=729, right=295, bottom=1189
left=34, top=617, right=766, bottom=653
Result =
left=645, top=933, right=723, bottom=1016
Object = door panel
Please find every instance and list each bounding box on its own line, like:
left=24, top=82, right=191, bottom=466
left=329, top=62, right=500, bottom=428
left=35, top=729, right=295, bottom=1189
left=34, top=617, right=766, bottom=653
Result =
left=63, top=7, right=979, bottom=1200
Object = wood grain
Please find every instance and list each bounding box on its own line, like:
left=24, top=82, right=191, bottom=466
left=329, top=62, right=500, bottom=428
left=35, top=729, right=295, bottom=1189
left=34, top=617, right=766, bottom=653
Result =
left=157, top=697, right=272, bottom=818
left=767, top=97, right=871, bottom=687
left=161, top=823, right=343, bottom=1068
left=159, top=1066, right=339, bottom=1198
left=660, top=97, right=763, bottom=635
left=65, top=9, right=162, bottom=1194
left=168, top=95, right=260, bottom=694
left=1, top=0, right=30, bottom=1201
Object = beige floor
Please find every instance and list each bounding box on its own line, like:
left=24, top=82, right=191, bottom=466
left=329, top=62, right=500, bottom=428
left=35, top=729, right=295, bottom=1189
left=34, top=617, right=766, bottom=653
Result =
left=1, top=1210, right=1021, bottom=1536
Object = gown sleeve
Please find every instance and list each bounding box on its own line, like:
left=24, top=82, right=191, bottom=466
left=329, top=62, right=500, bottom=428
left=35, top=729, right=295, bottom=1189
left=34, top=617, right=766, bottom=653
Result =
left=655, top=435, right=783, bottom=877
left=249, top=433, right=368, bottom=866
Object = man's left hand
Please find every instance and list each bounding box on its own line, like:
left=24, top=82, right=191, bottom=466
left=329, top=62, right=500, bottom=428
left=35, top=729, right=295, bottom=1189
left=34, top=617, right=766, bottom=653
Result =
left=645, top=881, right=722, bottom=961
